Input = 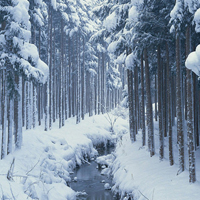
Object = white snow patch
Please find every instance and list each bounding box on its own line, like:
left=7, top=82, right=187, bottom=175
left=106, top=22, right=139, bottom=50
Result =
left=185, top=44, right=200, bottom=76
left=103, top=11, right=118, bottom=32
left=125, top=52, right=137, bottom=70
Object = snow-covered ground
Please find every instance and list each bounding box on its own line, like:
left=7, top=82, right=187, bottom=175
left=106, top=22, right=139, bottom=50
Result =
left=0, top=110, right=128, bottom=199
left=1, top=106, right=200, bottom=200
left=107, top=113, right=200, bottom=200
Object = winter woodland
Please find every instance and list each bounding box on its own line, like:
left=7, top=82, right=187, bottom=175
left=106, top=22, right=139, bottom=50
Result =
left=1, top=0, right=200, bottom=199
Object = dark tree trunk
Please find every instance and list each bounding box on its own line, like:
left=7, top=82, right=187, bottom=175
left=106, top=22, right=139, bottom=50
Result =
left=166, top=41, right=174, bottom=166
left=176, top=31, right=184, bottom=173
left=157, top=45, right=164, bottom=160
left=186, top=25, right=196, bottom=182
left=141, top=52, right=146, bottom=146
left=144, top=48, right=154, bottom=156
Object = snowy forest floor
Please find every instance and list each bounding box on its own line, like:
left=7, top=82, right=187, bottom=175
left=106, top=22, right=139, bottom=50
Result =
left=0, top=108, right=128, bottom=200
left=107, top=108, right=200, bottom=200
left=0, top=107, right=200, bottom=200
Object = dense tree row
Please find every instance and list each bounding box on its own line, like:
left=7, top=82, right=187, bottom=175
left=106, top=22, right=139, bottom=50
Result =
left=97, top=0, right=200, bottom=183
left=0, top=0, right=122, bottom=159
left=1, top=0, right=200, bottom=184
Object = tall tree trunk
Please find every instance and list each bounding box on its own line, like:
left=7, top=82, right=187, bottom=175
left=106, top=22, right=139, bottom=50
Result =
left=144, top=48, right=154, bottom=156
left=62, top=24, right=65, bottom=127
left=49, top=6, right=53, bottom=130
left=134, top=65, right=139, bottom=135
left=154, top=73, right=158, bottom=121
left=38, top=28, right=42, bottom=126
left=72, top=37, right=75, bottom=117
left=14, top=75, right=22, bottom=149
left=1, top=68, right=7, bottom=159
left=186, top=25, right=196, bottom=182
left=101, top=52, right=105, bottom=114
left=172, top=73, right=176, bottom=126
left=157, top=45, right=164, bottom=160
left=81, top=36, right=85, bottom=120
left=176, top=31, right=184, bottom=173
left=44, top=80, right=49, bottom=131
left=98, top=53, right=101, bottom=114
left=33, top=85, right=36, bottom=128
left=163, top=61, right=167, bottom=137
left=166, top=41, right=174, bottom=166
left=68, top=37, right=72, bottom=118
left=141, top=52, right=146, bottom=146
left=28, top=82, right=32, bottom=129
left=59, top=18, right=63, bottom=128
left=76, top=32, right=81, bottom=124
left=38, top=84, right=42, bottom=126
left=7, top=97, right=13, bottom=155
left=26, top=81, right=29, bottom=130
left=127, top=50, right=135, bottom=142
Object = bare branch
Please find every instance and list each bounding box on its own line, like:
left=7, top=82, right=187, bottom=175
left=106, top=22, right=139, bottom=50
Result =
left=7, top=158, right=15, bottom=181
left=26, top=159, right=40, bottom=175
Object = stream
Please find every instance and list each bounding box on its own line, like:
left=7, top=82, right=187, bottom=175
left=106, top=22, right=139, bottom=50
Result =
left=70, top=144, right=117, bottom=200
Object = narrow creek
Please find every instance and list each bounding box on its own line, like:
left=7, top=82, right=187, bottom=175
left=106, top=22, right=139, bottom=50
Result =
left=69, top=144, right=118, bottom=200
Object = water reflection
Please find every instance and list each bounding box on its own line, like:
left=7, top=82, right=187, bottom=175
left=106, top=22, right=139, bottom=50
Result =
left=70, top=145, right=116, bottom=200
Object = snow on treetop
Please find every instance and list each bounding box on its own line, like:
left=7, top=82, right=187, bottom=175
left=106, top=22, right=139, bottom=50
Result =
left=13, top=38, right=49, bottom=83
left=51, top=0, right=57, bottom=10
left=34, top=0, right=43, bottom=5
left=12, top=0, right=31, bottom=30
left=103, top=11, right=117, bottom=32
left=185, top=44, right=200, bottom=77
left=33, top=8, right=45, bottom=27
left=128, top=6, right=138, bottom=23
left=115, top=52, right=126, bottom=65
left=125, top=52, right=137, bottom=70
left=170, top=0, right=183, bottom=31
left=107, top=36, right=125, bottom=54
left=194, top=8, right=200, bottom=32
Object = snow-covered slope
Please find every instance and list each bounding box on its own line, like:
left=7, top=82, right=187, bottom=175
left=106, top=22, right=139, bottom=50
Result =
left=111, top=117, right=200, bottom=200
left=0, top=111, right=128, bottom=199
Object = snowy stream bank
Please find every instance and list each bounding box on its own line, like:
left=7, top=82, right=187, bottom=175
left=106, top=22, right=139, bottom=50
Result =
left=2, top=106, right=200, bottom=200
left=0, top=109, right=128, bottom=199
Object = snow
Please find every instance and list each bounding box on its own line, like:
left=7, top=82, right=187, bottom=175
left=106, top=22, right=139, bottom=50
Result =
left=109, top=110, right=200, bottom=199
left=128, top=6, right=138, bottom=23
left=194, top=8, right=200, bottom=32
left=34, top=0, right=43, bottom=5
left=0, top=0, right=48, bottom=84
left=19, top=42, right=49, bottom=83
left=104, top=183, right=111, bottom=190
left=11, top=0, right=31, bottom=30
left=0, top=111, right=126, bottom=199
left=97, top=43, right=106, bottom=53
left=1, top=106, right=200, bottom=199
left=125, top=52, right=137, bottom=70
left=185, top=44, right=200, bottom=76
left=33, top=9, right=44, bottom=27
left=170, top=0, right=183, bottom=22
left=51, top=0, right=57, bottom=10
left=103, top=11, right=118, bottom=32
left=115, top=52, right=126, bottom=65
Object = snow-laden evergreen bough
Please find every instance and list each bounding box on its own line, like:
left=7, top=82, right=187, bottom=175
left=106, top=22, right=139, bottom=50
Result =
left=0, top=0, right=48, bottom=91
left=0, top=0, right=48, bottom=155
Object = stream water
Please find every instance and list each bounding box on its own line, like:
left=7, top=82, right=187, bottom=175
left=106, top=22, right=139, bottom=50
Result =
left=70, top=144, right=117, bottom=200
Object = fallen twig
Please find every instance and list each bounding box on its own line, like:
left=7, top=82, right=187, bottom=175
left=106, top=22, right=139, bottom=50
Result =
left=7, top=158, right=15, bottom=181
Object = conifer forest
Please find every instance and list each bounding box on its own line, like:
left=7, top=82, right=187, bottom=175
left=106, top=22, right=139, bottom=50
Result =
left=1, top=0, right=200, bottom=199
